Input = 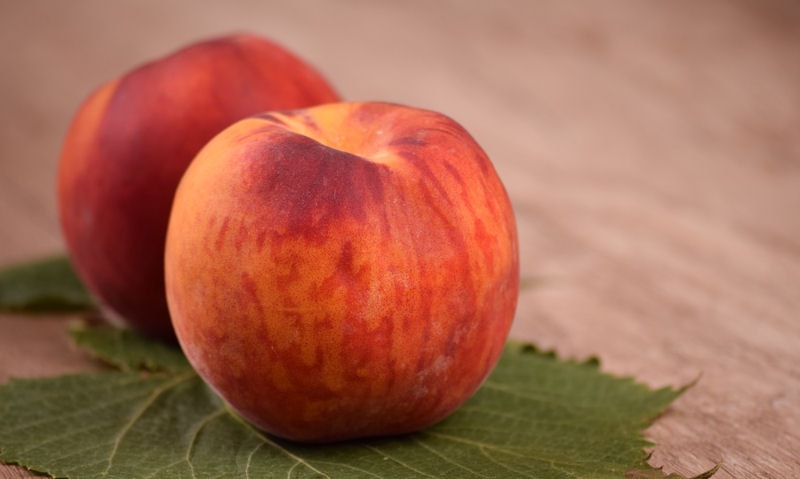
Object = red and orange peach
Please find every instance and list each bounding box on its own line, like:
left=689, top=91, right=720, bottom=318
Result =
left=164, top=101, right=519, bottom=442
left=57, top=33, right=339, bottom=339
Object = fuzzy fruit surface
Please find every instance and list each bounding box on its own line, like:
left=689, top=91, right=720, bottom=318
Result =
left=57, top=33, right=339, bottom=340
left=165, top=101, right=519, bottom=442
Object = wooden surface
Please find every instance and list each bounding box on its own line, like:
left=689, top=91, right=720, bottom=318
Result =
left=1, top=1, right=799, bottom=478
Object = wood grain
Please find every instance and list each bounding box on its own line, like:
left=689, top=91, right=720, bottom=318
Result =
left=1, top=1, right=798, bottom=478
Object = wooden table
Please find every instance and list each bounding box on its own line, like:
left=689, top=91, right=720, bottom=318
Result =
left=1, top=2, right=798, bottom=477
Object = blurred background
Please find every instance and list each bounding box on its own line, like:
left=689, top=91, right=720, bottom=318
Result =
left=1, top=2, right=799, bottom=478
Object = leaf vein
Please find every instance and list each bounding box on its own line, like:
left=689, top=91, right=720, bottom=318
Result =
left=411, top=436, right=491, bottom=478
left=100, top=370, right=195, bottom=476
left=361, top=444, right=438, bottom=478
left=185, top=408, right=227, bottom=479
left=244, top=440, right=265, bottom=479
left=230, top=413, right=331, bottom=479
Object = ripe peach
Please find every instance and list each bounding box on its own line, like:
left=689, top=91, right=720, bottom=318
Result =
left=57, top=33, right=339, bottom=340
left=164, top=101, right=519, bottom=442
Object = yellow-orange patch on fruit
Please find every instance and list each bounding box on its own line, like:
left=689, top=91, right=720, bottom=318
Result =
left=58, top=80, right=120, bottom=177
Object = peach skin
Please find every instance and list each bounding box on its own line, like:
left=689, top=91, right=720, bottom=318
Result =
left=165, top=101, right=519, bottom=442
left=57, top=33, right=339, bottom=339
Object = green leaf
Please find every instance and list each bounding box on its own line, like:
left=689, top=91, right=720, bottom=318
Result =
left=0, top=326, right=717, bottom=479
left=68, top=322, right=190, bottom=372
left=0, top=255, right=94, bottom=313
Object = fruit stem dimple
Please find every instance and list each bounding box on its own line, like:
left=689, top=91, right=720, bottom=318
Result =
left=269, top=108, right=398, bottom=166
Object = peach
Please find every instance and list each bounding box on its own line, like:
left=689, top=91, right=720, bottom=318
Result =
left=57, top=33, right=339, bottom=340
left=164, top=101, right=519, bottom=442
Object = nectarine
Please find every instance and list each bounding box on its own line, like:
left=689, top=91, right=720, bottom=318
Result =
left=165, top=101, right=519, bottom=442
left=57, top=33, right=339, bottom=339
